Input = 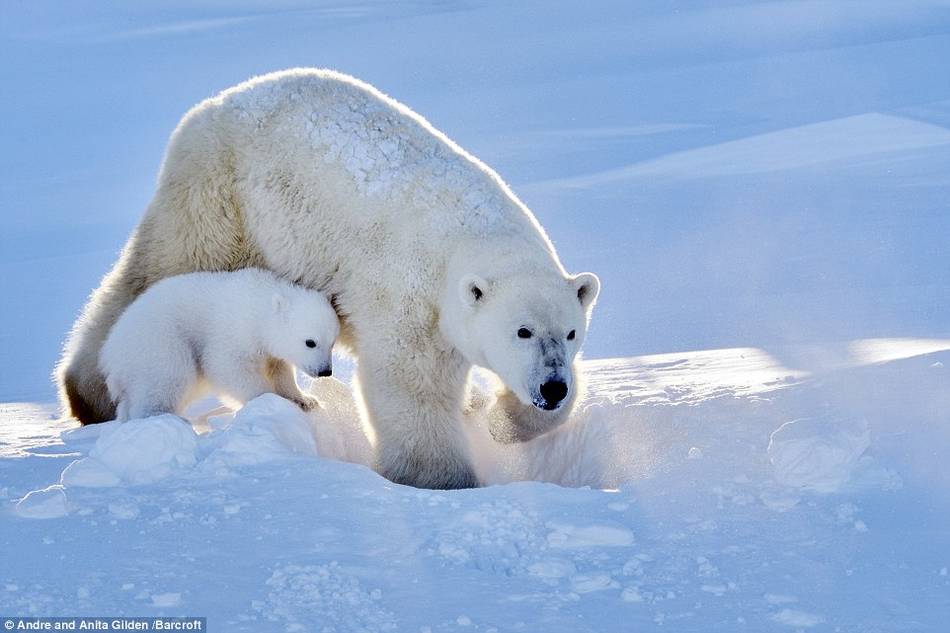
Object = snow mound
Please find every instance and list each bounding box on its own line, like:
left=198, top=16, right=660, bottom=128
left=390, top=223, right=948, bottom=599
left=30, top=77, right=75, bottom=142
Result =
left=203, top=394, right=318, bottom=471
left=546, top=113, right=950, bottom=187
left=767, top=416, right=870, bottom=492
left=15, top=484, right=69, bottom=519
left=61, top=414, right=198, bottom=487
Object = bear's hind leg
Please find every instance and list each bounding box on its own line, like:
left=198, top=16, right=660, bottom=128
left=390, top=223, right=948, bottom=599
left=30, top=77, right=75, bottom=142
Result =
left=57, top=245, right=145, bottom=424
left=58, top=115, right=262, bottom=425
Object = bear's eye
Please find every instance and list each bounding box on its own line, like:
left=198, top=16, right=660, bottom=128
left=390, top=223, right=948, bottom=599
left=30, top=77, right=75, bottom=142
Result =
left=567, top=330, right=576, bottom=341
left=305, top=339, right=316, bottom=348
left=517, top=328, right=532, bottom=339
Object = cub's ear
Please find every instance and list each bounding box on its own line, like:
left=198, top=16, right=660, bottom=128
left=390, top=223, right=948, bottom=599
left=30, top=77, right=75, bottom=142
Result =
left=272, top=293, right=288, bottom=314
left=571, top=272, right=600, bottom=310
left=459, top=275, right=489, bottom=308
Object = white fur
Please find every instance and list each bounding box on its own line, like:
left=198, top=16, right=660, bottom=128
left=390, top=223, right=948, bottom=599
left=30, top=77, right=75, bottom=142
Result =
left=59, top=69, right=599, bottom=488
left=99, top=269, right=339, bottom=421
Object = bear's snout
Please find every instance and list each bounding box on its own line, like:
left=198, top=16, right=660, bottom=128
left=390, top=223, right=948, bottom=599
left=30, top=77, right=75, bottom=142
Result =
left=538, top=379, right=568, bottom=410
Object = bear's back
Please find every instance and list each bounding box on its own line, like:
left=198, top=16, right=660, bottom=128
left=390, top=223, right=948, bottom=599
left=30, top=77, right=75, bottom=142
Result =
left=213, top=69, right=527, bottom=232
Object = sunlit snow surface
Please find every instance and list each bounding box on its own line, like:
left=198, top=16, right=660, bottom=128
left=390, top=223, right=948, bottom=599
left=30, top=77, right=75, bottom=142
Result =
left=3, top=0, right=950, bottom=630
left=3, top=340, right=950, bottom=631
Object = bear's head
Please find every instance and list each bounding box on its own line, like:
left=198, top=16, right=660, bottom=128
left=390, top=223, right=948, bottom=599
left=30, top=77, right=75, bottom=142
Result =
left=267, top=288, right=340, bottom=378
left=442, top=267, right=600, bottom=414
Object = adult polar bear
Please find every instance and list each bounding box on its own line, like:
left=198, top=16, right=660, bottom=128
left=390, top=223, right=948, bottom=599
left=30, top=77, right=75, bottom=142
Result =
left=58, top=69, right=600, bottom=489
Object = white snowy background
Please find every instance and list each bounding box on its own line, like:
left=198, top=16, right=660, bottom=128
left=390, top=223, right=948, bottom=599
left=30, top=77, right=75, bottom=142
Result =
left=2, top=1, right=950, bottom=631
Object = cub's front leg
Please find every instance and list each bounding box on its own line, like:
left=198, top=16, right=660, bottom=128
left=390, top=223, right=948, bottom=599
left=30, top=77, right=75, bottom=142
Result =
left=206, top=353, right=275, bottom=407
left=265, top=357, right=321, bottom=411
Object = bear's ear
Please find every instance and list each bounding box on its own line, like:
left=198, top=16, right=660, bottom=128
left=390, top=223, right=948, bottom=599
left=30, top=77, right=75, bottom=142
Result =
left=571, top=272, right=600, bottom=310
left=459, top=275, right=489, bottom=308
left=272, top=293, right=288, bottom=315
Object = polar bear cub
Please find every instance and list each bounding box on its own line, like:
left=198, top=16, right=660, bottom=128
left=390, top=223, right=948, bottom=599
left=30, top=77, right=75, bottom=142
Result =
left=100, top=268, right=340, bottom=422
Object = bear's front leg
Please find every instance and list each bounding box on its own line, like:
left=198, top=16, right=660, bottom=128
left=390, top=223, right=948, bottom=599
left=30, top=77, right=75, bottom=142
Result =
left=356, top=345, right=478, bottom=490
left=265, top=357, right=321, bottom=411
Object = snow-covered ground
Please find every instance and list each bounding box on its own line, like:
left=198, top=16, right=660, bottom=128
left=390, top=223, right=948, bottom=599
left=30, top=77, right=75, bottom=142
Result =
left=5, top=344, right=950, bottom=631
left=3, top=1, right=950, bottom=630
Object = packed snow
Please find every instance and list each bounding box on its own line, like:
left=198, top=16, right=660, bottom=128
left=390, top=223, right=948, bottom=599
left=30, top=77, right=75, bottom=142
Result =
left=3, top=1, right=950, bottom=631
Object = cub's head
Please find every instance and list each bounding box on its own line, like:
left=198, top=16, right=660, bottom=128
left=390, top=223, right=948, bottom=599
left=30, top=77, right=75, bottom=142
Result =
left=443, top=269, right=600, bottom=413
left=268, top=289, right=340, bottom=378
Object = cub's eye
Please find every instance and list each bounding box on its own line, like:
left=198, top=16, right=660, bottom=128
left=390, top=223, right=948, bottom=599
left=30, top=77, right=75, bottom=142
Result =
left=567, top=330, right=576, bottom=341
left=305, top=339, right=316, bottom=348
left=517, top=328, right=532, bottom=339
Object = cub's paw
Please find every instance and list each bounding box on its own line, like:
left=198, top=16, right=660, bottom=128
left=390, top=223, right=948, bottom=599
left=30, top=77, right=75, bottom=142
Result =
left=294, top=395, right=322, bottom=412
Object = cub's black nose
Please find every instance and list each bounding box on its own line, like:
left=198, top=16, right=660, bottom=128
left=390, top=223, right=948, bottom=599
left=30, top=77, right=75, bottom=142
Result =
left=539, top=379, right=568, bottom=409
left=318, top=368, right=332, bottom=377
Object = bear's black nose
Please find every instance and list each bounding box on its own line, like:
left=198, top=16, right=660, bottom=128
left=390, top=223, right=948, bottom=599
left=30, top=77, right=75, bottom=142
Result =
left=539, top=380, right=568, bottom=409
left=318, top=368, right=332, bottom=378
